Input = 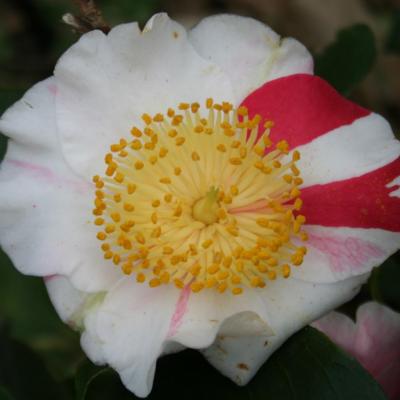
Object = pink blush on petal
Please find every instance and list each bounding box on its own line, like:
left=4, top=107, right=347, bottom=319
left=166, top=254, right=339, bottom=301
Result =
left=47, top=82, right=58, bottom=96
left=167, top=284, right=191, bottom=338
left=307, top=232, right=384, bottom=274
left=7, top=159, right=90, bottom=194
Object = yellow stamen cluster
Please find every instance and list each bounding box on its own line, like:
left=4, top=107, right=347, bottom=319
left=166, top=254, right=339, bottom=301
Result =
left=93, top=99, right=307, bottom=295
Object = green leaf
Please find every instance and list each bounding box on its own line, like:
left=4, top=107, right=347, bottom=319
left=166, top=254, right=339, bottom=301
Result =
left=0, top=386, right=15, bottom=400
left=315, top=24, right=376, bottom=95
left=0, top=328, right=70, bottom=400
left=0, top=249, right=83, bottom=381
left=369, top=251, right=400, bottom=312
left=78, top=327, right=386, bottom=400
left=386, top=11, right=400, bottom=54
left=75, top=360, right=109, bottom=400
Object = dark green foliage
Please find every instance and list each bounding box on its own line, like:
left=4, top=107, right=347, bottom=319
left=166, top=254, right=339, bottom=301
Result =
left=315, top=24, right=376, bottom=95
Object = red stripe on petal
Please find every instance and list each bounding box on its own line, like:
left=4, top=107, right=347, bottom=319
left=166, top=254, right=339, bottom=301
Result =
left=241, top=74, right=370, bottom=148
left=300, top=158, right=400, bottom=231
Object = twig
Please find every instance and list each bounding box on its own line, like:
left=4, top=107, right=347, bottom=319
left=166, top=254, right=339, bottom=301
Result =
left=62, top=0, right=110, bottom=34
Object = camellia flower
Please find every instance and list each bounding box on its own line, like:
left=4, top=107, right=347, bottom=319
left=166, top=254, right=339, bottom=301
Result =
left=313, top=302, right=400, bottom=399
left=0, top=13, right=399, bottom=397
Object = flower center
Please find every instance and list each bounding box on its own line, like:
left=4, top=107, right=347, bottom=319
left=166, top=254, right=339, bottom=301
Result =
left=92, top=99, right=308, bottom=295
left=192, top=187, right=219, bottom=225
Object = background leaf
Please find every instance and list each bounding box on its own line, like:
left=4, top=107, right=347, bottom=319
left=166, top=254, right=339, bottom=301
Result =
left=315, top=24, right=377, bottom=95
left=0, top=327, right=71, bottom=400
left=74, top=360, right=109, bottom=400
left=77, top=327, right=387, bottom=400
left=369, top=252, right=400, bottom=312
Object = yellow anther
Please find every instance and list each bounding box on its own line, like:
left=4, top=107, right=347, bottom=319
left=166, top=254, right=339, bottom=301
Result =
left=167, top=108, right=175, bottom=118
left=105, top=224, right=116, bottom=234
left=142, top=113, right=152, bottom=125
left=229, top=157, right=242, bottom=165
left=94, top=218, right=104, bottom=226
left=136, top=272, right=146, bottom=283
left=237, top=106, right=248, bottom=116
left=202, top=239, right=213, bottom=249
left=292, top=150, right=301, bottom=161
left=207, top=263, right=220, bottom=274
left=174, top=279, right=184, bottom=289
left=283, top=174, right=293, bottom=184
left=149, top=155, right=157, bottom=165
left=256, top=218, right=269, bottom=228
left=179, top=102, right=190, bottom=110
left=291, top=187, right=301, bottom=198
left=217, top=283, right=227, bottom=293
left=253, top=146, right=264, bottom=157
left=127, top=183, right=136, bottom=195
left=172, top=115, right=183, bottom=126
left=153, top=113, right=164, bottom=122
left=151, top=226, right=161, bottom=238
left=134, top=161, right=144, bottom=170
left=273, top=160, right=281, bottom=169
left=216, top=270, right=229, bottom=280
left=135, top=233, right=145, bottom=245
left=129, top=139, right=141, bottom=150
left=168, top=129, right=178, bottom=138
left=250, top=276, right=262, bottom=287
left=194, top=125, right=204, bottom=133
left=163, top=246, right=174, bottom=255
left=190, top=282, right=204, bottom=292
left=160, top=272, right=170, bottom=284
left=191, top=102, right=200, bottom=113
left=231, top=140, right=241, bottom=148
left=192, top=152, right=200, bottom=161
left=160, top=177, right=171, bottom=184
left=173, top=205, right=182, bottom=217
left=217, top=144, right=226, bottom=152
left=232, top=287, right=243, bottom=295
left=151, top=212, right=158, bottom=224
left=175, top=136, right=185, bottom=146
left=282, top=264, right=291, bottom=278
left=174, top=167, right=181, bottom=176
left=294, top=198, right=303, bottom=210
left=110, top=212, right=120, bottom=223
left=164, top=193, right=172, bottom=203
left=226, top=225, right=238, bottom=237
left=276, top=140, right=289, bottom=153
left=96, top=232, right=106, bottom=241
left=230, top=185, right=239, bottom=196
left=206, top=98, right=214, bottom=109
left=123, top=203, right=135, bottom=212
left=152, top=199, right=160, bottom=208
left=112, top=254, right=121, bottom=265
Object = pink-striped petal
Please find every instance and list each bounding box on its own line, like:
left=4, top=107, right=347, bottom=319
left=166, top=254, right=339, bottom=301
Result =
left=241, top=74, right=369, bottom=149
left=300, top=158, right=400, bottom=231
left=313, top=302, right=400, bottom=400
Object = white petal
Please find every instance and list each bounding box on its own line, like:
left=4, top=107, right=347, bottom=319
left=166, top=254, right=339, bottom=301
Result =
left=297, top=113, right=400, bottom=187
left=0, top=78, right=59, bottom=150
left=202, top=274, right=368, bottom=385
left=45, top=274, right=89, bottom=325
left=291, top=225, right=400, bottom=283
left=0, top=79, right=122, bottom=291
left=80, top=279, right=181, bottom=398
left=55, top=14, right=234, bottom=179
left=189, top=14, right=313, bottom=101
left=169, top=289, right=272, bottom=348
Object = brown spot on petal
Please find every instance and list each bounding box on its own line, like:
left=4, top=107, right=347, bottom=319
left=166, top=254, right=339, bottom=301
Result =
left=264, top=340, right=269, bottom=347
left=173, top=31, right=179, bottom=38
left=237, top=363, right=249, bottom=370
